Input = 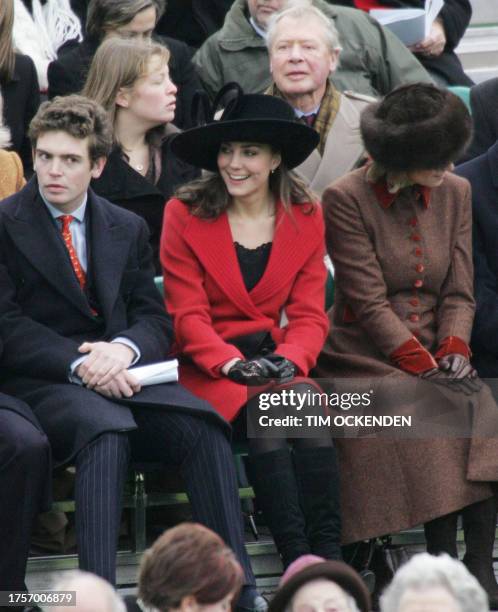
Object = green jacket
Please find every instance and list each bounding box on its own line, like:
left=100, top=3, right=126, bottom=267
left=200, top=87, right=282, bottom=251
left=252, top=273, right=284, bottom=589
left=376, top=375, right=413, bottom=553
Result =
left=193, top=0, right=433, bottom=99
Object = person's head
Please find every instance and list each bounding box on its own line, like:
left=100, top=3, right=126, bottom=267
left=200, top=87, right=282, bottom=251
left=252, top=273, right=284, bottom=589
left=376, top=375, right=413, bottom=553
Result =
left=171, top=85, right=318, bottom=217
left=246, top=0, right=285, bottom=31
left=269, top=555, right=370, bottom=612
left=360, top=83, right=472, bottom=186
left=86, top=0, right=165, bottom=42
left=29, top=95, right=112, bottom=213
left=44, top=570, right=125, bottom=612
left=138, top=523, right=244, bottom=612
left=0, top=0, right=15, bottom=83
left=267, top=1, right=340, bottom=104
left=380, top=553, right=489, bottom=612
left=82, top=38, right=175, bottom=142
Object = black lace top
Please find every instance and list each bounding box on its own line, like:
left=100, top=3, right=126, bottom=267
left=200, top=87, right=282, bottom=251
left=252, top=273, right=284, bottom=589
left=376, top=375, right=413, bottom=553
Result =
left=234, top=241, right=272, bottom=292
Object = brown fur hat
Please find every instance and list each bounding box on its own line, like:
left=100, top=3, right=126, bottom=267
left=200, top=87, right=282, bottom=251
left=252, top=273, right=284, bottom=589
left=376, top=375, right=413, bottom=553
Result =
left=360, top=83, right=472, bottom=171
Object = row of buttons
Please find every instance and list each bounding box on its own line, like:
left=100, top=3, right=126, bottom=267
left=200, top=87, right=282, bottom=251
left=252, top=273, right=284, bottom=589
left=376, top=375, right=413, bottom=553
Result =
left=409, top=216, right=423, bottom=333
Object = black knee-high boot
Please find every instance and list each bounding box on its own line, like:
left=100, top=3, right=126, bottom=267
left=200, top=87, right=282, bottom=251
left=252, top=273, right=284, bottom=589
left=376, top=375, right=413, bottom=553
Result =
left=423, top=512, right=459, bottom=557
left=249, top=448, right=310, bottom=568
left=293, top=446, right=342, bottom=560
left=462, top=496, right=498, bottom=608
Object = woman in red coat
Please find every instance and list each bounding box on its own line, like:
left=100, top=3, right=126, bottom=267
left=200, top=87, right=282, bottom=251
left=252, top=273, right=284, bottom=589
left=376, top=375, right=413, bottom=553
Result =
left=161, top=87, right=341, bottom=568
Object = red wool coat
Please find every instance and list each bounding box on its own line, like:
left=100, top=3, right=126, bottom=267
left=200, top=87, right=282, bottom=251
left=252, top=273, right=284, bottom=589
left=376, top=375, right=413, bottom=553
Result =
left=161, top=198, right=329, bottom=421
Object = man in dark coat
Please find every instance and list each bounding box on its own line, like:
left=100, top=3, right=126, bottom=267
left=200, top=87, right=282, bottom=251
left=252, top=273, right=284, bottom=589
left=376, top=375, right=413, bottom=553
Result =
left=460, top=77, right=498, bottom=162
left=456, top=140, right=498, bottom=378
left=0, top=94, right=261, bottom=609
left=0, top=388, right=50, bottom=609
left=48, top=0, right=202, bottom=129
left=330, top=0, right=473, bottom=86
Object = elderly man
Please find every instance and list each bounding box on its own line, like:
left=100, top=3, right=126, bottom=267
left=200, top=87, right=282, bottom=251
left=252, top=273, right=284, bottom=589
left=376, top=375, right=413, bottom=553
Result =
left=193, top=0, right=433, bottom=100
left=267, top=3, right=372, bottom=194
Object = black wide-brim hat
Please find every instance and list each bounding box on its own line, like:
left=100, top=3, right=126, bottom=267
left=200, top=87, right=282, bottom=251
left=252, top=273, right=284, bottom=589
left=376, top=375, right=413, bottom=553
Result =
left=360, top=82, right=472, bottom=172
left=171, top=84, right=319, bottom=172
left=268, top=558, right=371, bottom=612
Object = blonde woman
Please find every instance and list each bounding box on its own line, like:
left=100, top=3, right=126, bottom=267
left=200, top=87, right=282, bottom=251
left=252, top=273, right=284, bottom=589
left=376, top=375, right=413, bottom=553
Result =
left=82, top=37, right=198, bottom=270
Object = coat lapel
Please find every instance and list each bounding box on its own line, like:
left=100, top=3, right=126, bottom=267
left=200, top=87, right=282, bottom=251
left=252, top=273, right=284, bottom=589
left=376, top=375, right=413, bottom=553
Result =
left=87, top=190, right=132, bottom=323
left=5, top=182, right=92, bottom=316
left=184, top=211, right=263, bottom=319
left=250, top=204, right=318, bottom=304
left=184, top=203, right=320, bottom=317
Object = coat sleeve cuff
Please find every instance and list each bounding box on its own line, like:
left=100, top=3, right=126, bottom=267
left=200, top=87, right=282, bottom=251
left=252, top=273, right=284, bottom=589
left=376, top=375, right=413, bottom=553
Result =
left=390, top=337, right=438, bottom=375
left=434, top=336, right=471, bottom=359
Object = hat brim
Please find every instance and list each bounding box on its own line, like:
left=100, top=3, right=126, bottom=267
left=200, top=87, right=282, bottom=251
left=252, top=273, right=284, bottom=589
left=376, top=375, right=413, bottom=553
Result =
left=171, top=119, right=319, bottom=172
left=269, top=561, right=371, bottom=612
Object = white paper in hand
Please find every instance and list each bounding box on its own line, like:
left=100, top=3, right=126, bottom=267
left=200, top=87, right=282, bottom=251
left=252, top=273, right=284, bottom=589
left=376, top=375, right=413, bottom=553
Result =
left=370, top=0, right=443, bottom=46
left=129, top=360, right=179, bottom=386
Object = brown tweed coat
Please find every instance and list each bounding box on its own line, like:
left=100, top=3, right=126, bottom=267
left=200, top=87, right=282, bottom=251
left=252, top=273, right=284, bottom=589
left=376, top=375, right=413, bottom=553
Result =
left=316, top=166, right=498, bottom=544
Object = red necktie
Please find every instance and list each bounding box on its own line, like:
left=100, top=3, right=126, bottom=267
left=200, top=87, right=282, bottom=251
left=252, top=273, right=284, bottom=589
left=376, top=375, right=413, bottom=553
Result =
left=303, top=113, right=316, bottom=127
left=59, top=215, right=87, bottom=290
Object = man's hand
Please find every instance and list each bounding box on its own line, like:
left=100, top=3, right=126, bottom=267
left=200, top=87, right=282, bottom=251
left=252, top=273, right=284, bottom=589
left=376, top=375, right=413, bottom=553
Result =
left=93, top=370, right=141, bottom=399
left=76, top=341, right=136, bottom=388
left=409, top=19, right=446, bottom=57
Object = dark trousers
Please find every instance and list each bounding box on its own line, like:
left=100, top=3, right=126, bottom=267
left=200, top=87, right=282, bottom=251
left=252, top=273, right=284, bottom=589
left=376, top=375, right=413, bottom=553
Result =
left=0, top=410, right=50, bottom=592
left=75, top=409, right=255, bottom=586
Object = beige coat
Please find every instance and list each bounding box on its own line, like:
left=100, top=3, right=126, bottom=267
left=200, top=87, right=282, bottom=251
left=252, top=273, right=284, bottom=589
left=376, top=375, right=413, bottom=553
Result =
left=0, top=150, right=25, bottom=200
left=295, top=92, right=370, bottom=197
left=316, top=167, right=498, bottom=544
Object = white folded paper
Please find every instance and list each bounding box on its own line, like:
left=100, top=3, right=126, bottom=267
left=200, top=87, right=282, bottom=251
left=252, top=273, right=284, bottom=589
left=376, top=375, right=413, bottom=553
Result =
left=129, top=359, right=179, bottom=386
left=370, top=0, right=444, bottom=47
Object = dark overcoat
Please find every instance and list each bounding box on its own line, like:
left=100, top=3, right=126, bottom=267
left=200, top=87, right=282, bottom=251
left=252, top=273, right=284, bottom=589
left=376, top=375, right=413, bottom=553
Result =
left=461, top=78, right=498, bottom=162
left=90, top=126, right=199, bottom=271
left=0, top=179, right=227, bottom=466
left=47, top=36, right=202, bottom=129
left=316, top=167, right=498, bottom=544
left=456, top=141, right=498, bottom=377
left=2, top=53, right=40, bottom=174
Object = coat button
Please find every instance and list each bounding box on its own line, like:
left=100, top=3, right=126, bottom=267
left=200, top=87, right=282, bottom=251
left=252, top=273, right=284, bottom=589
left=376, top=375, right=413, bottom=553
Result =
left=411, top=234, right=422, bottom=242
left=415, top=248, right=423, bottom=257
left=413, top=279, right=423, bottom=288
left=415, top=263, right=425, bottom=273
left=408, top=217, right=418, bottom=227
left=410, top=298, right=419, bottom=307
left=409, top=313, right=420, bottom=322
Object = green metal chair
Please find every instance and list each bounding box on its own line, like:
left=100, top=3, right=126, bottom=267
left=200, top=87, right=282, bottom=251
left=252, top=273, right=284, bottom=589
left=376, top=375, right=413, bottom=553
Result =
left=448, top=85, right=471, bottom=114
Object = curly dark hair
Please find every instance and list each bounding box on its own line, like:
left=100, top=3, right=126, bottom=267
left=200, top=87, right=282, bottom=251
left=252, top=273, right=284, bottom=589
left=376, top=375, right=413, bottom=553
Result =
left=29, top=95, right=113, bottom=163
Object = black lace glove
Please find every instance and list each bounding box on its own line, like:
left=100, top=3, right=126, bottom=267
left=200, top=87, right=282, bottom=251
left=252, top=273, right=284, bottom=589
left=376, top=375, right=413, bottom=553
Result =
left=421, top=367, right=481, bottom=395
left=227, top=354, right=296, bottom=386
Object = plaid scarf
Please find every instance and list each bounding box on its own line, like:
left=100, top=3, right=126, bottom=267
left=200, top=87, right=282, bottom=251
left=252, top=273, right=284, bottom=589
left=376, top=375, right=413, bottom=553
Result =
left=267, top=80, right=342, bottom=156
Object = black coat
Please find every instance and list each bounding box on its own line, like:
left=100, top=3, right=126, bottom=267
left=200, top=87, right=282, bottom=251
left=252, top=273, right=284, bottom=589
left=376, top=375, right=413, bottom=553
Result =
left=456, top=142, right=498, bottom=376
left=329, top=0, right=473, bottom=85
left=47, top=36, right=202, bottom=129
left=460, top=77, right=498, bottom=162
left=90, top=129, right=200, bottom=271
left=2, top=54, right=40, bottom=174
left=156, top=0, right=235, bottom=49
left=0, top=180, right=227, bottom=466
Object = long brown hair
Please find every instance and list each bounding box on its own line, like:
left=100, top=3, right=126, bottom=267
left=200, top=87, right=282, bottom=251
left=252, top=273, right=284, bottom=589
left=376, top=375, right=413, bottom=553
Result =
left=81, top=37, right=170, bottom=146
left=176, top=160, right=317, bottom=219
left=0, top=0, right=15, bottom=83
